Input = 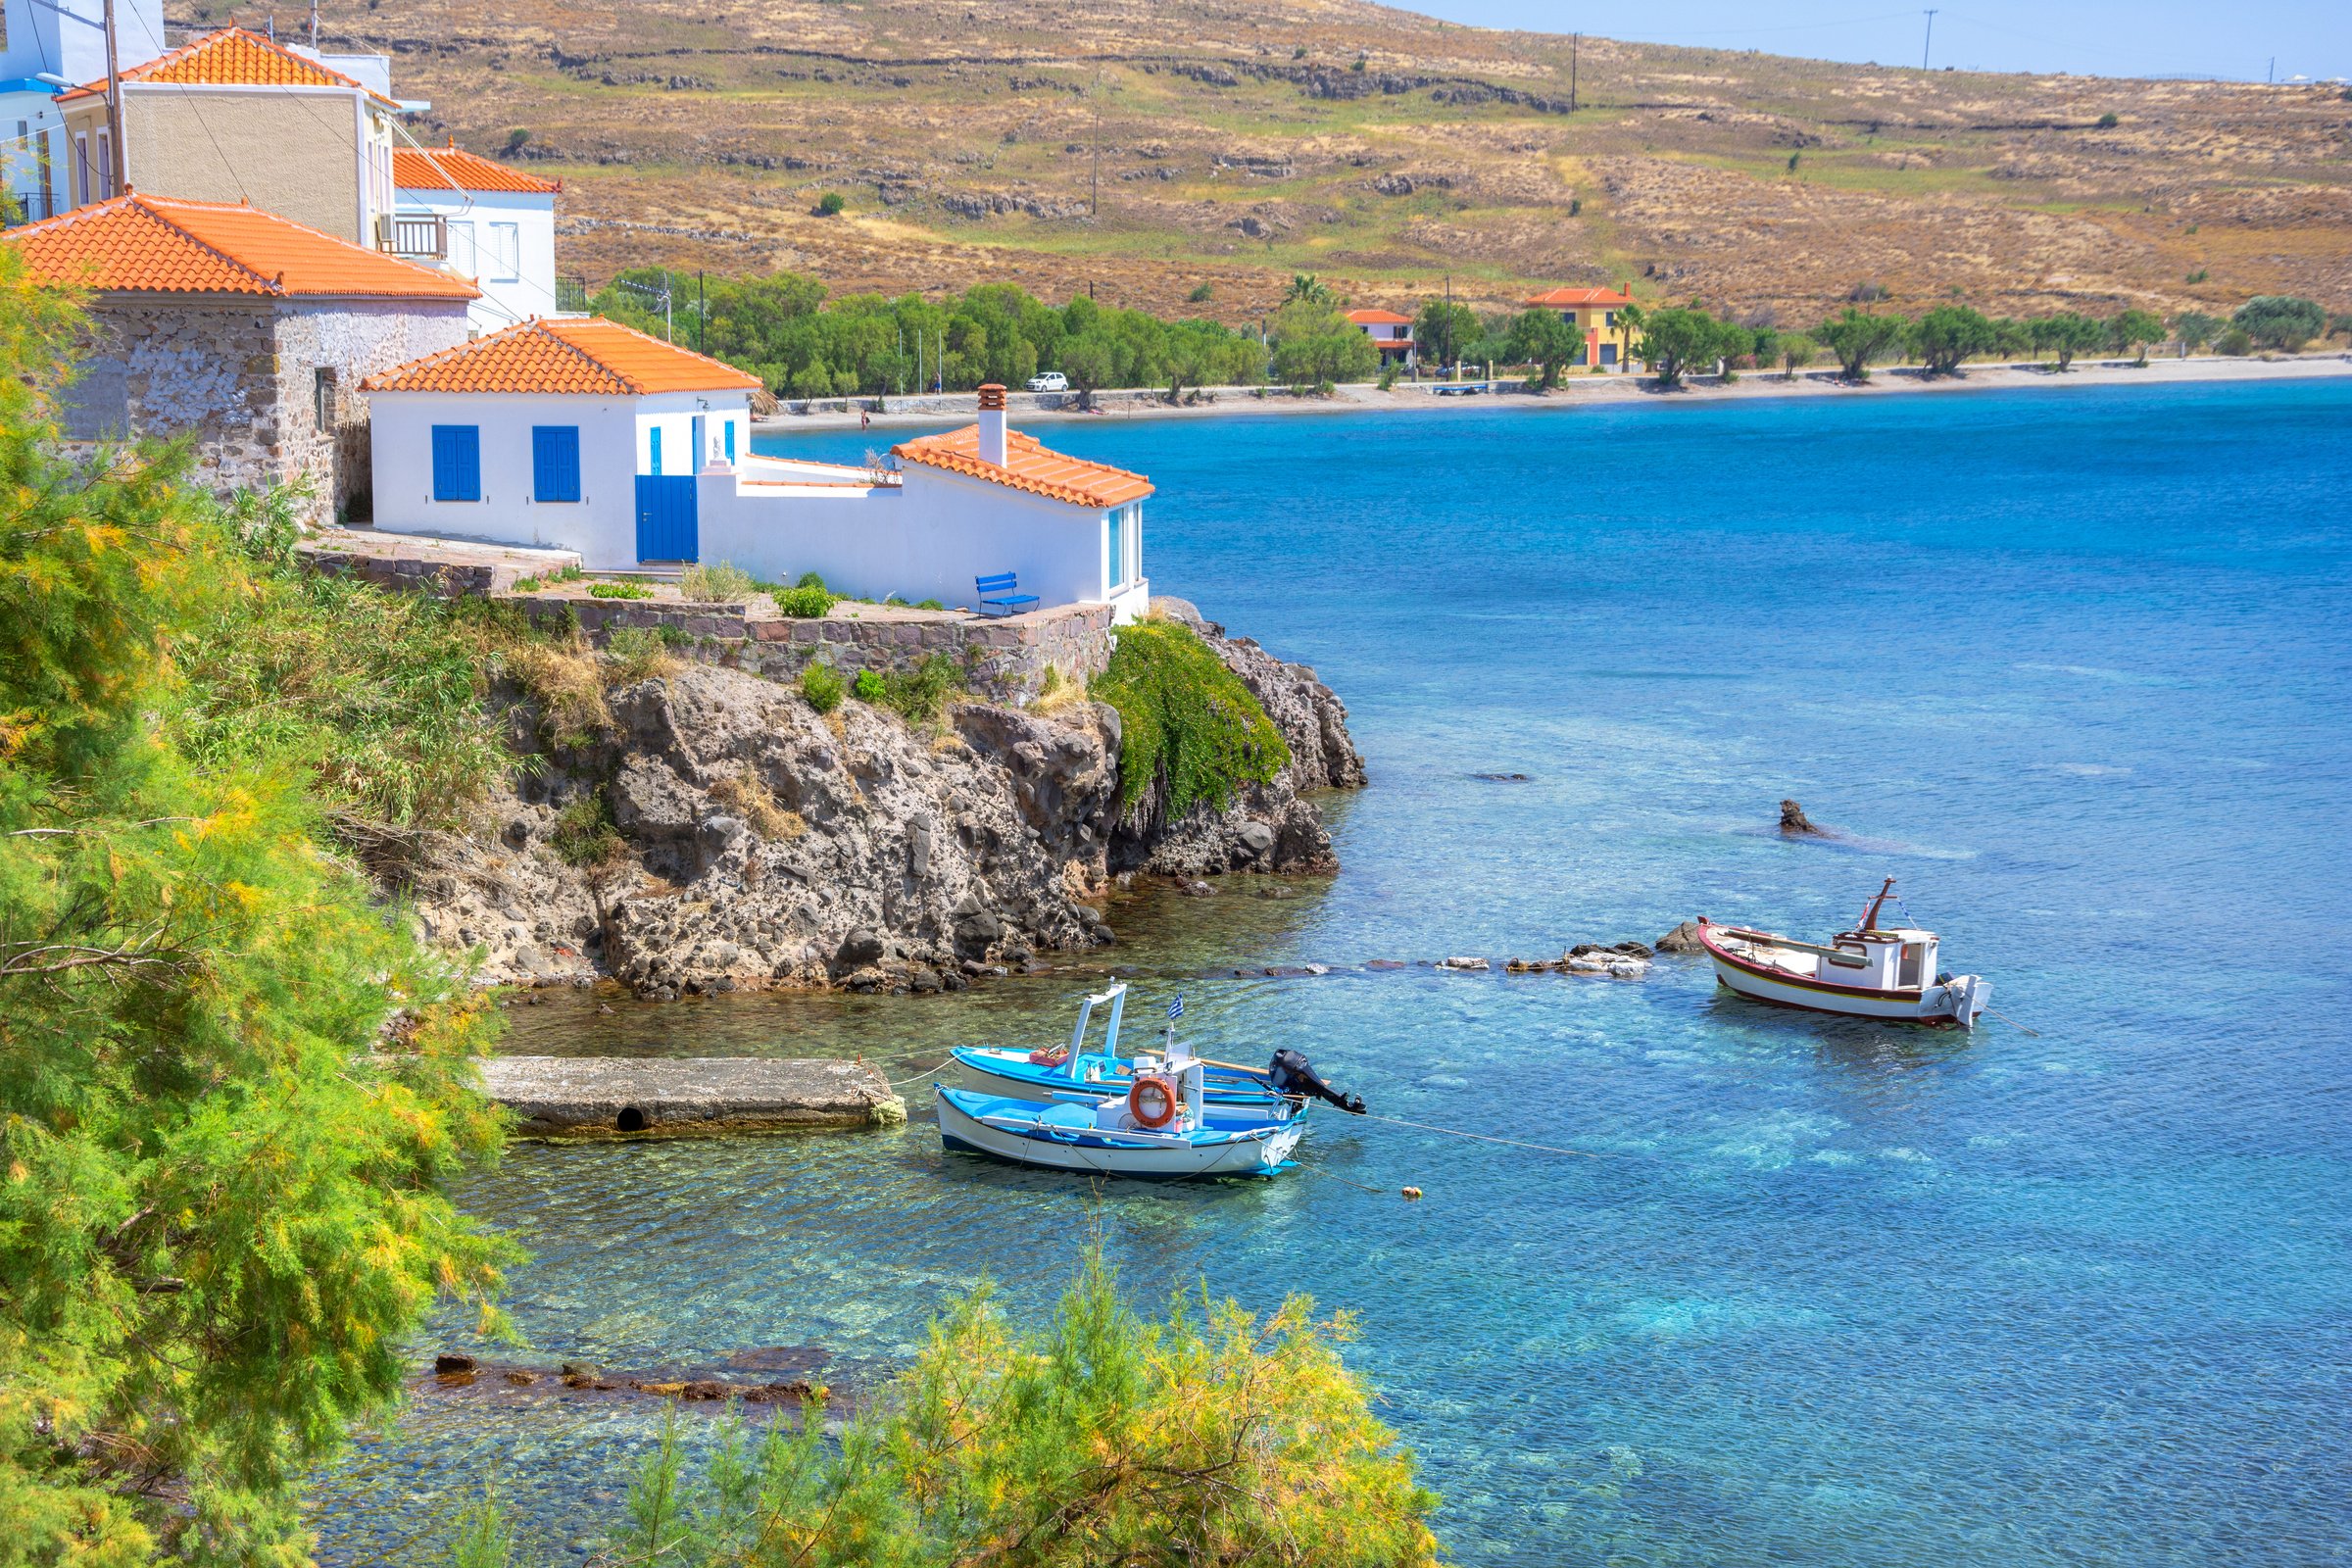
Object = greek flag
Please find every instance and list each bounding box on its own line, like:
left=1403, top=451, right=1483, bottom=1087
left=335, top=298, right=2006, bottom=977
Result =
left=1167, top=995, right=1184, bottom=1021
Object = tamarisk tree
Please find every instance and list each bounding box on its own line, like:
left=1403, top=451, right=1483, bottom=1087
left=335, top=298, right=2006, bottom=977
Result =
left=0, top=251, right=514, bottom=1565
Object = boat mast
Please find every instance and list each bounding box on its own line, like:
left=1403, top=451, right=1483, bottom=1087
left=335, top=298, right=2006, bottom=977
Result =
left=1861, top=877, right=1897, bottom=931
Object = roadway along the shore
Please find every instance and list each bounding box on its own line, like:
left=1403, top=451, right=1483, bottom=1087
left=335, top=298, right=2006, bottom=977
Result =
left=480, top=1055, right=906, bottom=1139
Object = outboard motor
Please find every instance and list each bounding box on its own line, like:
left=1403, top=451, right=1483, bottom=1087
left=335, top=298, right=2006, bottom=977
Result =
left=1266, top=1049, right=1364, bottom=1113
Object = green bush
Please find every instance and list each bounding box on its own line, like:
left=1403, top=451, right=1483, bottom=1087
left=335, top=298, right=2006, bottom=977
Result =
left=678, top=560, right=758, bottom=602
left=550, top=788, right=627, bottom=867
left=853, top=667, right=887, bottom=704
left=1094, top=617, right=1290, bottom=817
left=586, top=579, right=651, bottom=599
left=2215, top=326, right=2253, bottom=356
left=800, top=662, right=844, bottom=713
left=795, top=570, right=829, bottom=590
left=603, top=625, right=676, bottom=683
left=815, top=190, right=846, bottom=216
left=2094, top=111, right=2120, bottom=128
left=774, top=583, right=836, bottom=617
left=880, top=652, right=962, bottom=722
left=914, top=597, right=945, bottom=611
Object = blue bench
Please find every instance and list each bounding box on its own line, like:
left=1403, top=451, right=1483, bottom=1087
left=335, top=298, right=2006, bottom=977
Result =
left=975, top=572, right=1039, bottom=617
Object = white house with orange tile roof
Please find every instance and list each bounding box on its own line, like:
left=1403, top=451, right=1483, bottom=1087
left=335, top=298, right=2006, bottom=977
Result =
left=0, top=0, right=167, bottom=224
left=1344, top=308, right=1415, bottom=368
left=54, top=26, right=409, bottom=246
left=365, top=353, right=1152, bottom=618
left=2, top=189, right=474, bottom=520
left=391, top=143, right=564, bottom=332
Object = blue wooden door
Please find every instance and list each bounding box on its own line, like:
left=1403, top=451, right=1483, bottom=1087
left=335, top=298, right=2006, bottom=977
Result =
left=634, top=475, right=699, bottom=562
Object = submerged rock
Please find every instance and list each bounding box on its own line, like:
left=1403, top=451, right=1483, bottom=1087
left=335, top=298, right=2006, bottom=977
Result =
left=1654, top=919, right=1707, bottom=954
left=1780, top=797, right=1828, bottom=836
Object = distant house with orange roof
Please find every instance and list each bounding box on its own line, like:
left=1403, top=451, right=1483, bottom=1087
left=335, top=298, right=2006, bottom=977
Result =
left=1525, top=284, right=1641, bottom=371
left=367, top=357, right=1154, bottom=618
left=2, top=190, right=474, bottom=519
left=54, top=25, right=411, bottom=246
left=1344, top=308, right=1416, bottom=368
left=392, top=143, right=565, bottom=332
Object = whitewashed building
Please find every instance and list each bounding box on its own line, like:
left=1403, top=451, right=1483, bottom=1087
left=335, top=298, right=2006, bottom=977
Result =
left=390, top=143, right=564, bottom=333
left=366, top=347, right=1152, bottom=618
left=0, top=0, right=166, bottom=223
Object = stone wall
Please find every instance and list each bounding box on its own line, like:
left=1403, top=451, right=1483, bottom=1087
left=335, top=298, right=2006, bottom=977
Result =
left=67, top=297, right=468, bottom=526
left=546, top=597, right=1115, bottom=705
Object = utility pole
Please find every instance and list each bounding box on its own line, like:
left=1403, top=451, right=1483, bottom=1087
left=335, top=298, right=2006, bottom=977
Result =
left=309, top=0, right=318, bottom=49
left=1921, top=9, right=1937, bottom=72
left=101, top=0, right=125, bottom=196
left=663, top=270, right=673, bottom=342
left=696, top=270, right=705, bottom=354
left=1570, top=33, right=1579, bottom=113
left=2267, top=56, right=2275, bottom=83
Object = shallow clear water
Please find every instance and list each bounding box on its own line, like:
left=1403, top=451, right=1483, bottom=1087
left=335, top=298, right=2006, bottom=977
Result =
left=315, top=380, right=2352, bottom=1565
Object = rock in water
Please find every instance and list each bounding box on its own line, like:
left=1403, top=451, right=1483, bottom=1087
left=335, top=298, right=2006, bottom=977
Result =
left=1779, top=798, right=1827, bottom=836
left=1654, top=919, right=1707, bottom=954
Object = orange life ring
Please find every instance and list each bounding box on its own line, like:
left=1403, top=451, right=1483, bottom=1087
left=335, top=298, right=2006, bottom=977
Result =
left=1127, top=1074, right=1178, bottom=1129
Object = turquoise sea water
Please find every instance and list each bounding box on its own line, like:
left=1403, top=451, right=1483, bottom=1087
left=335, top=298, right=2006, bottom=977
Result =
left=315, top=379, right=2352, bottom=1565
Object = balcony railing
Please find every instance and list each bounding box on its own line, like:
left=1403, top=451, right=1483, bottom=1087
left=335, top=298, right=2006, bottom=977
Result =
left=554, top=274, right=591, bottom=314
left=3, top=190, right=62, bottom=227
left=375, top=213, right=447, bottom=261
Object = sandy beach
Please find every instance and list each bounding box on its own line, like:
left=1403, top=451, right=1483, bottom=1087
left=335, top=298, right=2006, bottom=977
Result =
left=756, top=351, right=2352, bottom=435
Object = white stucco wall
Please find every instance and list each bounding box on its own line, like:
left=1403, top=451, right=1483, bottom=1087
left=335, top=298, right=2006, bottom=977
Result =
left=368, top=387, right=748, bottom=567
left=392, top=185, right=559, bottom=332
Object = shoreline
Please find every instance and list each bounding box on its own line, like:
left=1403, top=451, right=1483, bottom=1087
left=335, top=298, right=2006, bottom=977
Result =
left=755, top=352, right=2352, bottom=435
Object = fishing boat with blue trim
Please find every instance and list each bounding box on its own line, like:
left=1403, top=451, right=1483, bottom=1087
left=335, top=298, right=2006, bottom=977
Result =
left=951, top=982, right=1361, bottom=1125
left=936, top=996, right=1310, bottom=1180
left=1697, top=879, right=1992, bottom=1028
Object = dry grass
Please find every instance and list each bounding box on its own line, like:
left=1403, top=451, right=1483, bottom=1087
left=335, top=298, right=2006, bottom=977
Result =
left=298, top=0, right=2351, bottom=324
left=710, top=771, right=807, bottom=840
left=602, top=625, right=681, bottom=685
left=499, top=632, right=612, bottom=746
left=1031, top=665, right=1093, bottom=717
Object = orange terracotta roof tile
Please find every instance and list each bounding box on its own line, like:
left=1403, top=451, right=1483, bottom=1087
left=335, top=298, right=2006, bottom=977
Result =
left=362, top=317, right=763, bottom=395
left=395, top=145, right=562, bottom=196
left=60, top=25, right=394, bottom=106
left=3, top=192, right=477, bottom=299
left=1526, top=286, right=1634, bottom=308
left=1346, top=308, right=1413, bottom=324
left=892, top=425, right=1153, bottom=510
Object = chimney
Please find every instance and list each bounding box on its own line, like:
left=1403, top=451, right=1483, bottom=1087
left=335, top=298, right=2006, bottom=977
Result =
left=976, top=383, right=1007, bottom=466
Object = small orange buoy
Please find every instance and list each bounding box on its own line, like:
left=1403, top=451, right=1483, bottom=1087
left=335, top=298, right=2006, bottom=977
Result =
left=1400, top=1186, right=1423, bottom=1200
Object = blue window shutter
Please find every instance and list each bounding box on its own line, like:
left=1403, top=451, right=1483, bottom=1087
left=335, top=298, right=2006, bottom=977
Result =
left=431, top=424, right=480, bottom=502
left=723, top=418, right=736, bottom=463
left=532, top=425, right=580, bottom=503
left=649, top=426, right=662, bottom=477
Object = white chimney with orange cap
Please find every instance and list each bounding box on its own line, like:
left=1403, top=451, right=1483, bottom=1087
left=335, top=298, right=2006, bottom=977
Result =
left=976, top=382, right=1008, bottom=467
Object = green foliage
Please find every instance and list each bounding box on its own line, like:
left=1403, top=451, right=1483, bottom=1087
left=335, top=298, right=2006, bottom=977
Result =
left=876, top=653, right=963, bottom=724
left=814, top=191, right=846, bottom=217
left=612, top=1248, right=1441, bottom=1568
left=2032, top=311, right=2109, bottom=369
left=1991, top=317, right=2034, bottom=359
left=177, top=506, right=512, bottom=832
left=1639, top=306, right=1747, bottom=386
left=794, top=571, right=828, bottom=591
left=678, top=561, right=758, bottom=603
left=1909, top=305, right=1997, bottom=373
left=1094, top=617, right=1289, bottom=818
left=1815, top=309, right=1907, bottom=379
left=2108, top=308, right=2167, bottom=365
left=1413, top=299, right=1481, bottom=370
left=550, top=787, right=627, bottom=867
left=1505, top=307, right=1582, bottom=387
left=1186, top=281, right=1215, bottom=302
left=2215, top=325, right=2253, bottom=356
left=447, top=1483, right=516, bottom=1568
left=1777, top=330, right=1818, bottom=378
left=2185, top=268, right=2209, bottom=284
left=510, top=564, right=583, bottom=593
left=2172, top=311, right=2225, bottom=353
left=799, top=662, right=845, bottom=714
left=2095, top=111, right=2120, bottom=128
left=853, top=667, right=887, bottom=704
left=0, top=249, right=513, bottom=1564
left=2231, top=295, right=2326, bottom=351
left=1283, top=272, right=1337, bottom=308
left=772, top=583, right=835, bottom=617
left=504, top=127, right=530, bottom=152
left=1270, top=300, right=1378, bottom=391
left=603, top=626, right=678, bottom=684
left=587, top=579, right=653, bottom=600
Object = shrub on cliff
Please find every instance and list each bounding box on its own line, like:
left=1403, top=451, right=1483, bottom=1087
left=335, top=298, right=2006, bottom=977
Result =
left=594, top=1248, right=1441, bottom=1568
left=0, top=249, right=513, bottom=1564
left=879, top=653, right=963, bottom=723
left=1095, top=617, right=1289, bottom=817
left=799, top=662, right=845, bottom=713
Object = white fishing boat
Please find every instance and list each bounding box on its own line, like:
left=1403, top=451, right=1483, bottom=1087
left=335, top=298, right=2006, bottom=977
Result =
left=1696, top=879, right=1992, bottom=1028
left=936, top=999, right=1307, bottom=1180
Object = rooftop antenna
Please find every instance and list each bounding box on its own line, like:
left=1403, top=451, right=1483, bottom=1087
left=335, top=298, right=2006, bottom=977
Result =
left=308, top=0, right=318, bottom=49
left=1921, top=9, right=1937, bottom=71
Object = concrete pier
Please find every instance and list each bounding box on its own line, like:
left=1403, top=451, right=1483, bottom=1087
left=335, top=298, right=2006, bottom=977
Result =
left=480, top=1056, right=906, bottom=1139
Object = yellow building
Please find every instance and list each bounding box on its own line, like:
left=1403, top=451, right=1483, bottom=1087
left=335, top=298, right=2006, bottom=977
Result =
left=1526, top=285, right=1642, bottom=370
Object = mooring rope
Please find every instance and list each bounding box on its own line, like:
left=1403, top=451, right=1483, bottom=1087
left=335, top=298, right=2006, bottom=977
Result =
left=885, top=1056, right=956, bottom=1089
left=1352, top=1111, right=1600, bottom=1159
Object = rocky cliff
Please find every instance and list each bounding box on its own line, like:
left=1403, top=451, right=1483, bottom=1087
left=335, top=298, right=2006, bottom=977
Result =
left=399, top=608, right=1363, bottom=996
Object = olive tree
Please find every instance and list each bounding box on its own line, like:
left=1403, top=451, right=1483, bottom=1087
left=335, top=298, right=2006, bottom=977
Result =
left=2231, top=295, right=2327, bottom=352
left=1815, top=309, right=1907, bottom=380
left=1505, top=307, right=1582, bottom=387
left=2107, top=308, right=2167, bottom=366
left=1777, top=330, right=1819, bottom=379
left=1910, top=305, right=1998, bottom=374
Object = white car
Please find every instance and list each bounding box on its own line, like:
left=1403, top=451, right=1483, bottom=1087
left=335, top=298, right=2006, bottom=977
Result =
left=1026, top=371, right=1069, bottom=392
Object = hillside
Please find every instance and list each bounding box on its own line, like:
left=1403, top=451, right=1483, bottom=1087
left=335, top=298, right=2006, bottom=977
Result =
left=220, top=0, right=2351, bottom=322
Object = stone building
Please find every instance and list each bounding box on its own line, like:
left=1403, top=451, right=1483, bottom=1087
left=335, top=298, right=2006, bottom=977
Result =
left=3, top=190, right=475, bottom=521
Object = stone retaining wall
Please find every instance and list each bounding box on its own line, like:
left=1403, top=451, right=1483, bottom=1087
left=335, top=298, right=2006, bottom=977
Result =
left=545, top=597, right=1115, bottom=704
